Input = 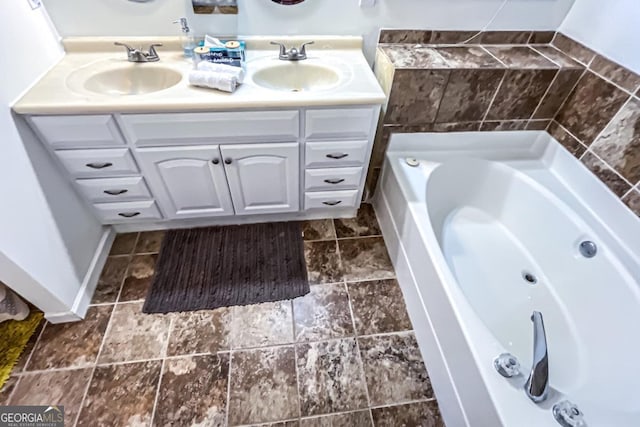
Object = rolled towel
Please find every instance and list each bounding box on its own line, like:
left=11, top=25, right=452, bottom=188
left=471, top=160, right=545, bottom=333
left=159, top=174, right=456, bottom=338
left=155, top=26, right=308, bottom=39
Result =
left=197, top=61, right=245, bottom=84
left=188, top=70, right=238, bottom=93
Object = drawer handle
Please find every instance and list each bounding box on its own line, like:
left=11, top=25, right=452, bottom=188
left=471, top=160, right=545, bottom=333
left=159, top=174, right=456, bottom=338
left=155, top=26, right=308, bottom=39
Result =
left=118, top=212, right=140, bottom=218
left=104, top=189, right=128, bottom=196
left=86, top=162, right=113, bottom=169
left=326, top=153, right=348, bottom=160
left=322, top=200, right=342, bottom=206
left=324, top=178, right=345, bottom=185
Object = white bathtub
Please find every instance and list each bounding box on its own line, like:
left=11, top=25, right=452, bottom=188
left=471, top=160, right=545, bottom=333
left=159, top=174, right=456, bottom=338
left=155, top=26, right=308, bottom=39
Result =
left=373, top=131, right=640, bottom=427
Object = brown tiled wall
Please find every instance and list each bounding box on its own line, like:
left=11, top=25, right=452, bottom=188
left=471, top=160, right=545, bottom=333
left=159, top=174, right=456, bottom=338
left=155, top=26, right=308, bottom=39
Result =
left=366, top=29, right=640, bottom=218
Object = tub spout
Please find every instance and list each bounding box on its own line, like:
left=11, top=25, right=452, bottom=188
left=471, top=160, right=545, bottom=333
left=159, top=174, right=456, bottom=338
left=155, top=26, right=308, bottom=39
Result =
left=525, top=311, right=549, bottom=403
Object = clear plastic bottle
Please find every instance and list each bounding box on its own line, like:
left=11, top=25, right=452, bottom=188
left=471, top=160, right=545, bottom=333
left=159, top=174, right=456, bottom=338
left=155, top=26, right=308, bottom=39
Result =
left=173, top=17, right=196, bottom=58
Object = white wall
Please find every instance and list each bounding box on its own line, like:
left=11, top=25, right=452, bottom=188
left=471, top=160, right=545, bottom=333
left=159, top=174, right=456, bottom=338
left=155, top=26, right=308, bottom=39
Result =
left=45, top=0, right=576, bottom=60
left=560, top=0, right=640, bottom=74
left=0, top=2, right=105, bottom=316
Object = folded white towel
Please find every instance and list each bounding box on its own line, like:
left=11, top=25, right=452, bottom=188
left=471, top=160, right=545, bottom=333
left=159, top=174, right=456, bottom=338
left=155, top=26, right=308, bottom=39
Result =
left=196, top=61, right=245, bottom=84
left=188, top=70, right=238, bottom=93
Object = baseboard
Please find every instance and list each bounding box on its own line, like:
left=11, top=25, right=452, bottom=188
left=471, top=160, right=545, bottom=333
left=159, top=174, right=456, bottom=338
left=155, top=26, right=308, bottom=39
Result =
left=45, top=227, right=115, bottom=323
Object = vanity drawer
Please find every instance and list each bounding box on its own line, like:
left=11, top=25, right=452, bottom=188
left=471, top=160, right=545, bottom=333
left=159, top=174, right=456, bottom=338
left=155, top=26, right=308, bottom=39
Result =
left=76, top=177, right=151, bottom=203
left=55, top=148, right=139, bottom=178
left=93, top=200, right=162, bottom=223
left=305, top=140, right=368, bottom=168
left=305, top=167, right=363, bottom=191
left=30, top=115, right=125, bottom=149
left=305, top=108, right=376, bottom=140
left=304, top=190, right=359, bottom=210
left=119, top=111, right=299, bottom=146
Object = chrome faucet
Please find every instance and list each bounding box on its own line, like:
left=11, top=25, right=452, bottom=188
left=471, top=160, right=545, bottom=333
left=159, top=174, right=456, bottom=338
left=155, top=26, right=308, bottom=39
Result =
left=270, top=41, right=314, bottom=61
left=525, top=311, right=549, bottom=403
left=114, top=42, right=163, bottom=62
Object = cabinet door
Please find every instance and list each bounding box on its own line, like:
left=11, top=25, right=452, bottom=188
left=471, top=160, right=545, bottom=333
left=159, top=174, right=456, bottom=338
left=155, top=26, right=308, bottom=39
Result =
left=221, top=143, right=300, bottom=215
left=136, top=146, right=234, bottom=219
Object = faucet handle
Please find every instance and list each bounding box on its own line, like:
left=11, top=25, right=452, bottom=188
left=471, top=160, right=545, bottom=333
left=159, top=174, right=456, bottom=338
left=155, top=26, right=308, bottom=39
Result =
left=147, top=43, right=163, bottom=57
left=270, top=41, right=287, bottom=58
left=114, top=42, right=136, bottom=53
left=299, top=41, right=315, bottom=56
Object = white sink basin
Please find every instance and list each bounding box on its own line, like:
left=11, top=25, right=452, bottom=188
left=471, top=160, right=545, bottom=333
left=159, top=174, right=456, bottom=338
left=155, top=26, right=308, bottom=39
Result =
left=67, top=62, right=183, bottom=96
left=252, top=63, right=341, bottom=92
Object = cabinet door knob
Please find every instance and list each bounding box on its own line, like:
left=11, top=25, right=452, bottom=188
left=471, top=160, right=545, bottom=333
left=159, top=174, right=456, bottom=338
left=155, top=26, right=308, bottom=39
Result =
left=326, top=153, right=348, bottom=160
left=224, top=158, right=233, bottom=165
left=211, top=158, right=220, bottom=165
left=324, top=178, right=345, bottom=185
left=86, top=162, right=113, bottom=169
left=322, top=200, right=342, bottom=206
left=104, top=189, right=128, bottom=196
left=118, top=212, right=140, bottom=218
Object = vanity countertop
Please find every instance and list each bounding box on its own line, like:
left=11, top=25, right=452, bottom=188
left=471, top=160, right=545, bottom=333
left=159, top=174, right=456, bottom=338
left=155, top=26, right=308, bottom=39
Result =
left=13, top=36, right=385, bottom=115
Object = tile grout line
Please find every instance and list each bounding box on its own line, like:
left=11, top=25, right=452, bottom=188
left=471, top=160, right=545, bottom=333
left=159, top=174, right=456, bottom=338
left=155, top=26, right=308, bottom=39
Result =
left=72, top=290, right=121, bottom=427
left=149, top=315, right=173, bottom=427
left=480, top=69, right=507, bottom=125
left=225, top=304, right=234, bottom=427
left=344, top=279, right=376, bottom=426
left=546, top=67, right=588, bottom=124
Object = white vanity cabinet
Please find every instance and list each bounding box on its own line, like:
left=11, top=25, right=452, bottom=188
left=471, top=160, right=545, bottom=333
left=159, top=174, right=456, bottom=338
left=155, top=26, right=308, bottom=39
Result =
left=27, top=105, right=380, bottom=228
left=136, top=145, right=235, bottom=219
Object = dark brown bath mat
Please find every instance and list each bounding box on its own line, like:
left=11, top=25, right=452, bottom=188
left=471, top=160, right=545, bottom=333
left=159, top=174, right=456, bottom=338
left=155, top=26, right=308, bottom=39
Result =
left=142, top=222, right=309, bottom=314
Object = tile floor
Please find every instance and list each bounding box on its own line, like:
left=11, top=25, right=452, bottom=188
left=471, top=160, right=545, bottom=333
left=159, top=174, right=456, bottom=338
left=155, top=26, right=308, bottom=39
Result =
left=2, top=204, right=445, bottom=427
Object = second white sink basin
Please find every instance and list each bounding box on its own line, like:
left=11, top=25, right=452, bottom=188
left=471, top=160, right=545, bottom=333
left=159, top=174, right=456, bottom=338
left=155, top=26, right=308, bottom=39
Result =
left=66, top=61, right=183, bottom=97
left=252, top=63, right=341, bottom=92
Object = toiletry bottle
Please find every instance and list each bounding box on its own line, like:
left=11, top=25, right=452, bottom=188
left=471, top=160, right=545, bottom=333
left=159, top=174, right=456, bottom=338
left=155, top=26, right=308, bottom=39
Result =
left=174, top=17, right=196, bottom=58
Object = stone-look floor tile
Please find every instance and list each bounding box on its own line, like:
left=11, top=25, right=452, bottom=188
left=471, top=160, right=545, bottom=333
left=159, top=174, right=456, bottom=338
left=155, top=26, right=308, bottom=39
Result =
left=98, top=302, right=171, bottom=363
left=334, top=204, right=381, bottom=238
left=556, top=71, right=629, bottom=145
left=10, top=369, right=91, bottom=425
left=339, top=237, right=395, bottom=282
left=0, top=376, right=18, bottom=405
left=77, top=361, right=161, bottom=427
left=297, top=338, right=368, bottom=417
left=231, top=301, right=293, bottom=349
left=119, top=254, right=157, bottom=302
left=135, top=230, right=165, bottom=253
left=430, top=30, right=478, bottom=44
left=623, top=189, right=640, bottom=216
left=348, top=279, right=412, bottom=335
left=293, top=283, right=354, bottom=342
left=478, top=30, right=531, bottom=44
left=155, top=354, right=229, bottom=427
left=433, top=46, right=503, bottom=68
left=168, top=308, right=231, bottom=356
left=358, top=333, right=433, bottom=406
left=371, top=401, right=444, bottom=427
left=91, top=256, right=129, bottom=304
left=110, top=232, right=138, bottom=256
left=590, top=97, right=640, bottom=184
left=548, top=121, right=587, bottom=158
left=13, top=317, right=45, bottom=372
left=526, top=120, right=551, bottom=131
left=581, top=152, right=631, bottom=197
left=27, top=305, right=112, bottom=371
left=300, top=410, right=372, bottom=427
left=302, top=220, right=336, bottom=241
left=228, top=346, right=298, bottom=425
left=484, top=46, right=557, bottom=68
left=304, top=240, right=344, bottom=285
